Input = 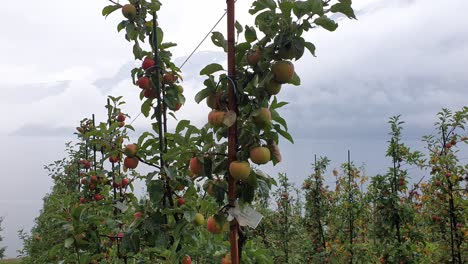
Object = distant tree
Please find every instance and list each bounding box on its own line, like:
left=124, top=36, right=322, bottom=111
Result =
left=0, top=217, right=6, bottom=259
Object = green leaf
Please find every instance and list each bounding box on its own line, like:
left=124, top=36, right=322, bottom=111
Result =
left=200, top=63, right=224, bottom=75
left=175, top=120, right=190, bottom=134
left=270, top=97, right=289, bottom=110
left=194, top=87, right=213, bottom=104
left=331, top=0, right=356, bottom=19
left=249, top=0, right=277, bottom=14
left=271, top=109, right=288, bottom=130
left=211, top=32, right=227, bottom=52
left=279, top=2, right=294, bottom=18
left=160, top=42, right=178, bottom=49
left=126, top=23, right=138, bottom=40
left=309, top=0, right=324, bottom=16
left=148, top=180, right=165, bottom=204
left=273, top=124, right=294, bottom=143
left=117, top=20, right=128, bottom=32
left=304, top=41, right=316, bottom=56
left=235, top=20, right=243, bottom=33
left=245, top=26, right=257, bottom=43
left=102, top=5, right=121, bottom=18
left=314, top=16, right=338, bottom=31
left=141, top=99, right=153, bottom=117
left=292, top=1, right=310, bottom=18
left=133, top=42, right=143, bottom=59
left=289, top=72, right=301, bottom=86
left=156, top=27, right=164, bottom=46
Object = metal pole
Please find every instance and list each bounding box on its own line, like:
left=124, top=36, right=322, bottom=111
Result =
left=227, top=0, right=239, bottom=263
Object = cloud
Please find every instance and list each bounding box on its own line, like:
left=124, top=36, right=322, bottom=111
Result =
left=10, top=124, right=73, bottom=137
left=93, top=62, right=138, bottom=93
left=276, top=0, right=468, bottom=140
left=0, top=81, right=70, bottom=104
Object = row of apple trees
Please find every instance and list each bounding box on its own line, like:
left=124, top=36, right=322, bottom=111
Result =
left=18, top=0, right=357, bottom=263
left=255, top=108, right=467, bottom=264
left=18, top=105, right=466, bottom=264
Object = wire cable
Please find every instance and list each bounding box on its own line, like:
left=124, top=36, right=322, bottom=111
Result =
left=178, top=1, right=238, bottom=69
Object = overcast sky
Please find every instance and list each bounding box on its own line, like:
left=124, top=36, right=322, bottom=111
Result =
left=1, top=0, right=467, bottom=258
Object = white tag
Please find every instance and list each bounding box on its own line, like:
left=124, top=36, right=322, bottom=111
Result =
left=228, top=202, right=263, bottom=229
left=113, top=201, right=128, bottom=212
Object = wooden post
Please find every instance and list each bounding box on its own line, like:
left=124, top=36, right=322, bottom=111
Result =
left=227, top=0, right=239, bottom=263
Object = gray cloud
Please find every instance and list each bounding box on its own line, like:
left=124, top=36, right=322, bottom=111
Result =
left=93, top=62, right=137, bottom=93
left=0, top=81, right=70, bottom=104
left=10, top=124, right=74, bottom=137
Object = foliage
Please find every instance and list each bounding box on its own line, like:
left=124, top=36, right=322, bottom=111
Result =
left=0, top=217, right=5, bottom=259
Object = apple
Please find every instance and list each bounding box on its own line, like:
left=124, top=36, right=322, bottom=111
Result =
left=170, top=102, right=182, bottom=111
left=80, top=178, right=87, bottom=184
left=81, top=159, right=91, bottom=169
left=264, top=79, right=281, bottom=95
left=133, top=212, right=143, bottom=219
left=144, top=88, right=157, bottom=99
left=117, top=232, right=124, bottom=239
left=271, top=60, right=294, bottom=84
left=162, top=72, right=177, bottom=84
left=124, top=144, right=138, bottom=157
left=445, top=142, right=452, bottom=149
left=122, top=4, right=137, bottom=19
left=176, top=85, right=184, bottom=93
left=137, top=77, right=152, bottom=89
left=94, top=194, right=104, bottom=201
left=229, top=161, right=251, bottom=181
left=109, top=154, right=121, bottom=163
left=117, top=113, right=125, bottom=122
left=221, top=255, right=232, bottom=264
left=124, top=157, right=139, bottom=169
left=189, top=157, right=203, bottom=175
left=250, top=146, right=271, bottom=165
left=207, top=216, right=222, bottom=234
left=121, top=178, right=130, bottom=187
left=142, top=57, right=155, bottom=70
left=253, top=108, right=271, bottom=129
left=182, top=255, right=192, bottom=264
left=89, top=184, right=96, bottom=190
left=434, top=180, right=441, bottom=187
left=208, top=110, right=226, bottom=127
left=247, top=49, right=262, bottom=65
left=177, top=197, right=185, bottom=207
left=90, top=175, right=98, bottom=183
left=79, top=197, right=87, bottom=204
left=193, top=213, right=205, bottom=226
left=112, top=182, right=121, bottom=188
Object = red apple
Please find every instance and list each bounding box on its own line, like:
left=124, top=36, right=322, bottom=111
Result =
left=182, top=255, right=192, bottom=264
left=133, top=212, right=143, bottom=219
left=177, top=197, right=186, bottom=207
left=94, top=194, right=104, bottom=201
left=121, top=178, right=130, bottom=187
left=117, top=113, right=125, bottom=122
left=207, top=216, right=222, bottom=234
left=142, top=57, right=155, bottom=70
left=137, top=76, right=152, bottom=89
